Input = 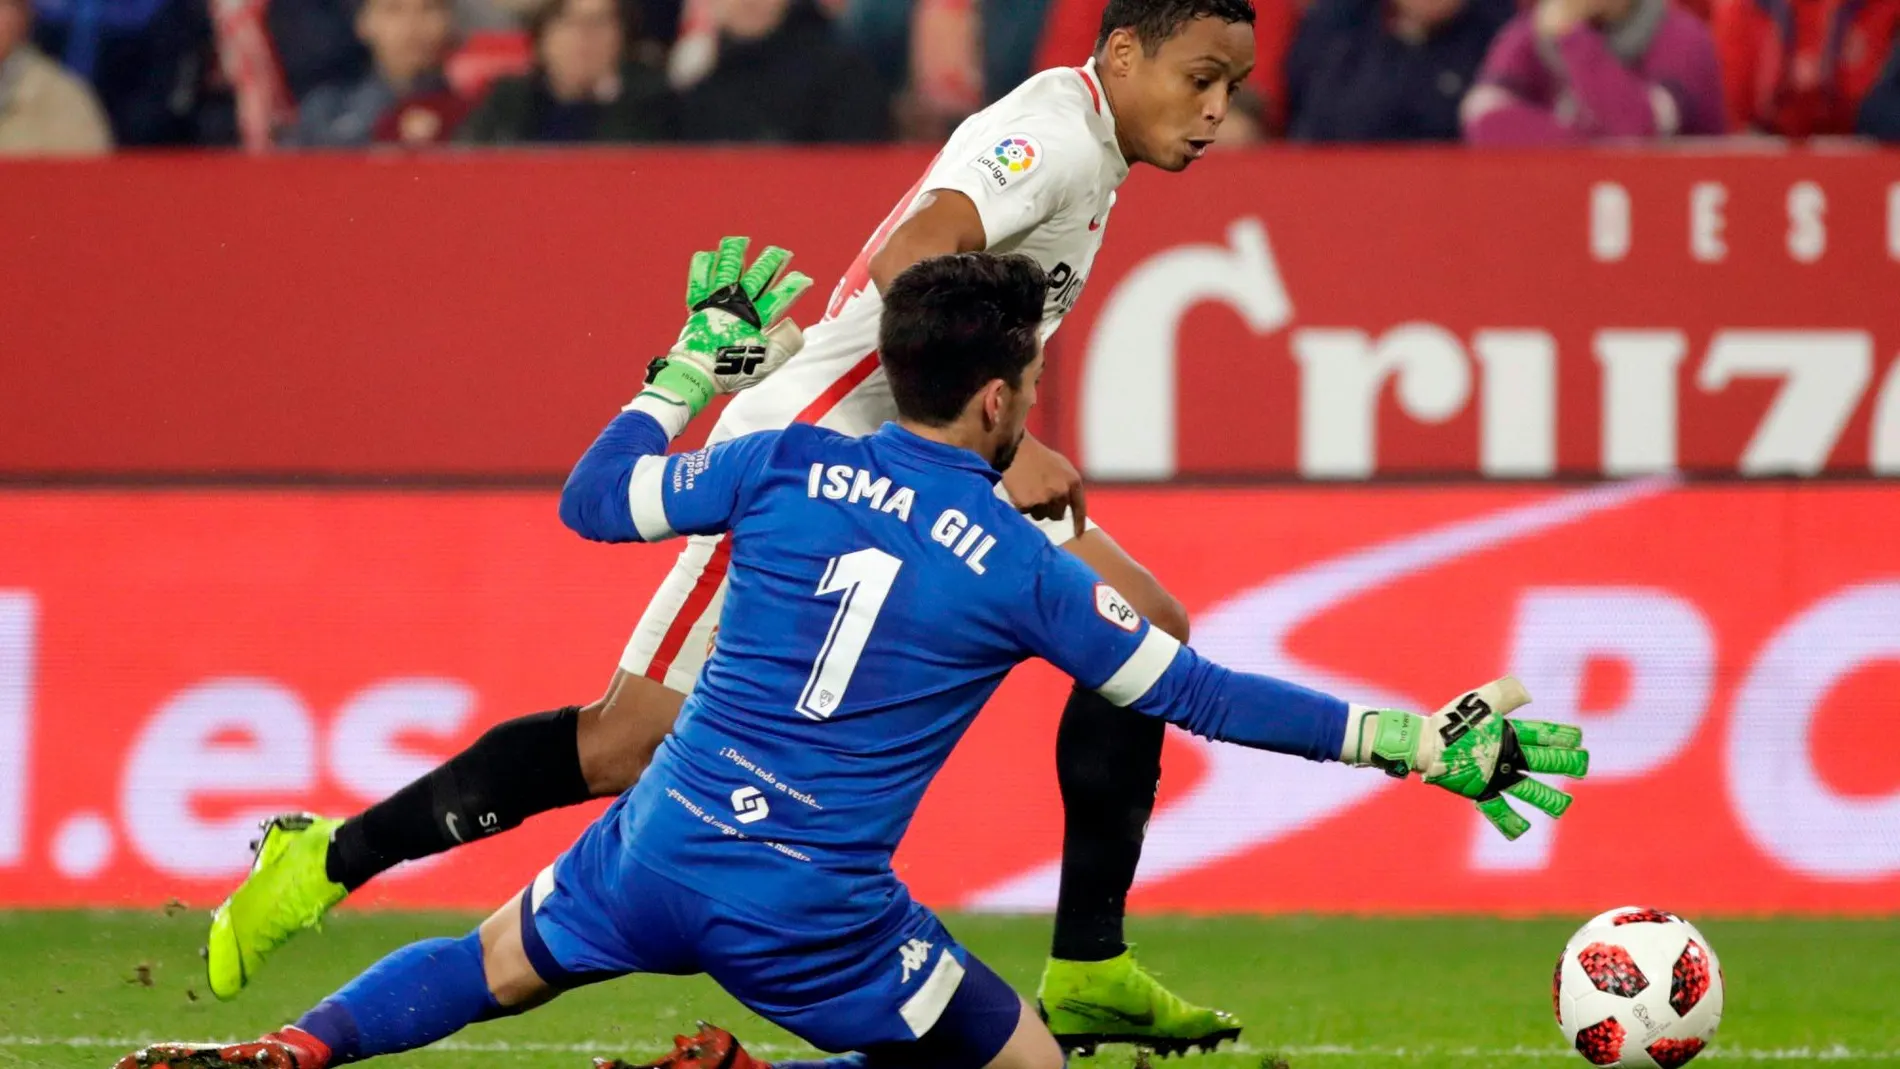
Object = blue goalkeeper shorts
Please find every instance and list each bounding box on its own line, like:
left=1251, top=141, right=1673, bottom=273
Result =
left=519, top=794, right=1021, bottom=1062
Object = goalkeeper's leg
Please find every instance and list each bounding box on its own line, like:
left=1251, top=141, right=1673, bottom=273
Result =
left=133, top=877, right=585, bottom=1066
left=204, top=670, right=680, bottom=1000
left=1036, top=525, right=1242, bottom=1054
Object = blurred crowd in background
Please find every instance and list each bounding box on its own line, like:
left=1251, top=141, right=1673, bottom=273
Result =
left=1, top=0, right=1897, bottom=155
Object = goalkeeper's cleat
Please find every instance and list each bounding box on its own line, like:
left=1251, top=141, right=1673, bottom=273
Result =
left=1036, top=950, right=1243, bottom=1057
left=115, top=1030, right=331, bottom=1069
left=594, top=1022, right=770, bottom=1069
left=204, top=813, right=348, bottom=1001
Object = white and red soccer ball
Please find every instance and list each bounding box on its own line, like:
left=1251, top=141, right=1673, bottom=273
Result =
left=1555, top=907, right=1725, bottom=1067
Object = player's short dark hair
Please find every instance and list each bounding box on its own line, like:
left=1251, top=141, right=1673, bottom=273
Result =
left=1094, top=0, right=1256, bottom=53
left=879, top=253, right=1047, bottom=427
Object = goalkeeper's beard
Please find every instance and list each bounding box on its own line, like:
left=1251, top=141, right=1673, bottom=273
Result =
left=990, top=429, right=1026, bottom=474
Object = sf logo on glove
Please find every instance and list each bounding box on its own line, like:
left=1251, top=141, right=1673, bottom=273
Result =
left=714, top=345, right=769, bottom=376
left=1437, top=692, right=1493, bottom=746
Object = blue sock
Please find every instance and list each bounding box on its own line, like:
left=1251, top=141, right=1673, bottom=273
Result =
left=294, top=930, right=501, bottom=1064
left=778, top=1058, right=868, bottom=1069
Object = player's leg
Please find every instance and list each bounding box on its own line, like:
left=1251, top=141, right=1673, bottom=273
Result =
left=1033, top=521, right=1241, bottom=1053
left=199, top=690, right=648, bottom=1000
left=959, top=995, right=1067, bottom=1069
left=130, top=791, right=683, bottom=1067
left=855, top=960, right=1063, bottom=1069
left=119, top=893, right=551, bottom=1069
left=623, top=978, right=1060, bottom=1069
left=1050, top=527, right=1186, bottom=960
left=322, top=669, right=688, bottom=886
left=204, top=536, right=727, bottom=1000
left=326, top=530, right=728, bottom=886
left=610, top=900, right=1055, bottom=1069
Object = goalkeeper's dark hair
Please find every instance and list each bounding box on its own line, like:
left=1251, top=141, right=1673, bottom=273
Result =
left=879, top=253, right=1047, bottom=427
left=1095, top=0, right=1256, bottom=53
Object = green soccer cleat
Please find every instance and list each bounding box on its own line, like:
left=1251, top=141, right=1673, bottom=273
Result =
left=1036, top=949, right=1243, bottom=1057
left=204, top=813, right=348, bottom=1001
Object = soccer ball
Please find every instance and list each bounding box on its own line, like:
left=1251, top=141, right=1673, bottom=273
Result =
left=1554, top=907, right=1724, bottom=1067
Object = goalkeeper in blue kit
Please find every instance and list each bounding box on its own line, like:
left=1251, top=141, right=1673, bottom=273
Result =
left=119, top=241, right=1589, bottom=1069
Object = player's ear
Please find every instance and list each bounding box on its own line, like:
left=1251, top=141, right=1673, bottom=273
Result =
left=1100, top=26, right=1140, bottom=77
left=978, top=379, right=1007, bottom=429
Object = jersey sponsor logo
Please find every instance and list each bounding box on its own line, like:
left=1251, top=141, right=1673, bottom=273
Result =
left=970, top=134, right=1042, bottom=189
left=899, top=937, right=934, bottom=983
left=730, top=785, right=770, bottom=824
left=1046, top=262, right=1087, bottom=315
left=1094, top=583, right=1139, bottom=632
left=673, top=449, right=713, bottom=492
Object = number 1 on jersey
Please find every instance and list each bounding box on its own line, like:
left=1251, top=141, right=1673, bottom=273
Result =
left=798, top=548, right=902, bottom=720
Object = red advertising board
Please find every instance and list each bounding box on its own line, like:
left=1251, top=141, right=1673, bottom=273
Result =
left=3, top=148, right=1899, bottom=479
left=1, top=483, right=1895, bottom=912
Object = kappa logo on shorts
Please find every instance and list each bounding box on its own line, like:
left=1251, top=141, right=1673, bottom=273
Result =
left=898, top=937, right=934, bottom=983
left=731, top=786, right=770, bottom=824
left=1094, top=583, right=1140, bottom=632
left=969, top=134, right=1042, bottom=189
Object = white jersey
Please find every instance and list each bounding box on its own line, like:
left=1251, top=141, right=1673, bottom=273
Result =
left=623, top=61, right=1130, bottom=689
left=709, top=59, right=1131, bottom=445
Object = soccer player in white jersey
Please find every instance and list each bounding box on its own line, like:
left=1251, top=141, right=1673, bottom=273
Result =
left=207, top=1, right=1259, bottom=1052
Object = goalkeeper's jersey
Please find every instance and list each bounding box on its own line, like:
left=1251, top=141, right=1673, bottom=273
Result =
left=710, top=60, right=1130, bottom=444
left=558, top=412, right=1348, bottom=932
left=619, top=421, right=1175, bottom=928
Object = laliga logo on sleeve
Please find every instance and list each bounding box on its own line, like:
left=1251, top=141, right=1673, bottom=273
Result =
left=971, top=134, right=1042, bottom=188
left=731, top=786, right=770, bottom=824
left=993, top=136, right=1039, bottom=173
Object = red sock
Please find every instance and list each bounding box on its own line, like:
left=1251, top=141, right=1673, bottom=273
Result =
left=268, top=1027, right=334, bottom=1069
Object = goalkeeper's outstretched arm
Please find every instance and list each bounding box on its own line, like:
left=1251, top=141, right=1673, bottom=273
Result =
left=1117, top=629, right=1588, bottom=840
left=1014, top=543, right=1591, bottom=840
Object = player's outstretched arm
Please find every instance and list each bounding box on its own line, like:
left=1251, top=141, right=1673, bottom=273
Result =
left=1016, top=550, right=1589, bottom=842
left=560, top=237, right=810, bottom=543
left=1131, top=645, right=1590, bottom=841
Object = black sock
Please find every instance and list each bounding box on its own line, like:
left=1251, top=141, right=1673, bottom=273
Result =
left=326, top=707, right=593, bottom=891
left=1051, top=685, right=1165, bottom=962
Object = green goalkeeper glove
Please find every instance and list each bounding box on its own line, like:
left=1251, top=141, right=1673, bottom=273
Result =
left=640, top=235, right=814, bottom=419
left=1340, top=676, right=1590, bottom=840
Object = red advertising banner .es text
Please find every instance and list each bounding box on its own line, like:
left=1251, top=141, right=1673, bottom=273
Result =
left=1, top=484, right=1894, bottom=913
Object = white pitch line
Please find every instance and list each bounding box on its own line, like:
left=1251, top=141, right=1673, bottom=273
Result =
left=3, top=1036, right=1897, bottom=1062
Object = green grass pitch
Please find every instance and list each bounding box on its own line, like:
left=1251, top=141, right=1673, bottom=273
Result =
left=1, top=911, right=1895, bottom=1068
